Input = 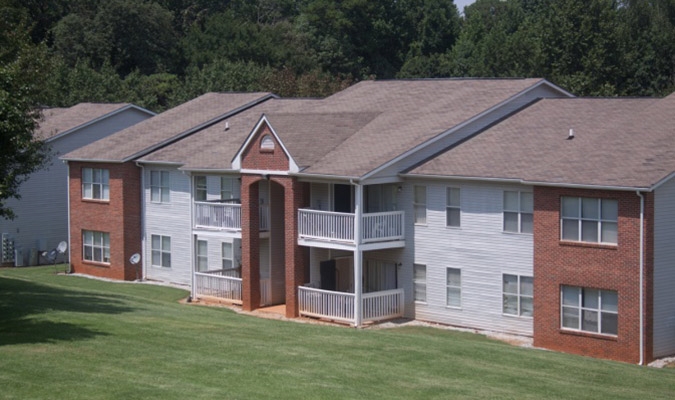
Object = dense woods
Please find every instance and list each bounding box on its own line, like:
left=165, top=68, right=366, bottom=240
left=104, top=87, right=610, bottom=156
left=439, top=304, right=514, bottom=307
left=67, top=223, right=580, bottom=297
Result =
left=3, top=0, right=675, bottom=112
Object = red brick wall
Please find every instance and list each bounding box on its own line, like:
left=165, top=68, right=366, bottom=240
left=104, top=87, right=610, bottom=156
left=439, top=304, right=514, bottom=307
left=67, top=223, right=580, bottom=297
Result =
left=241, top=124, right=290, bottom=171
left=533, top=187, right=654, bottom=363
left=68, top=161, right=142, bottom=281
left=239, top=122, right=308, bottom=314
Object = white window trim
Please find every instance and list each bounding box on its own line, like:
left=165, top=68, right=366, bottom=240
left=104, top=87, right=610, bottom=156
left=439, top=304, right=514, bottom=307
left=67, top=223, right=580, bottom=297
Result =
left=82, top=168, right=109, bottom=200
left=150, top=170, right=170, bottom=203
left=446, top=187, right=461, bottom=228
left=151, top=234, right=171, bottom=268
left=222, top=242, right=234, bottom=269
left=196, top=240, right=208, bottom=272
left=413, top=263, right=427, bottom=303
left=221, top=176, right=235, bottom=200
left=445, top=267, right=462, bottom=309
left=561, top=285, right=618, bottom=336
left=82, top=230, right=110, bottom=264
left=413, top=185, right=427, bottom=225
left=560, top=197, right=618, bottom=244
left=502, top=274, right=533, bottom=318
left=195, top=176, right=207, bottom=202
left=503, top=191, right=533, bottom=234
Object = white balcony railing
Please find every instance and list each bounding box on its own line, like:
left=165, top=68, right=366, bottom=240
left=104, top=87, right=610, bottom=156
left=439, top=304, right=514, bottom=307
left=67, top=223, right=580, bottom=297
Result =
left=194, top=268, right=242, bottom=304
left=298, top=209, right=404, bottom=244
left=298, top=286, right=404, bottom=325
left=194, top=202, right=269, bottom=231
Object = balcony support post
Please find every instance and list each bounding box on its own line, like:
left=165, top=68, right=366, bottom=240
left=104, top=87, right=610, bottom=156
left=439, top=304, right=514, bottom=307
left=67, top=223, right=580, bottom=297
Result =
left=353, top=182, right=363, bottom=327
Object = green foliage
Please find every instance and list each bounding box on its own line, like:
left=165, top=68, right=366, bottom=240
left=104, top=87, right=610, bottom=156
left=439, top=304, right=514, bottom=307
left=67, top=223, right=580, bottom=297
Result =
left=0, top=16, right=51, bottom=219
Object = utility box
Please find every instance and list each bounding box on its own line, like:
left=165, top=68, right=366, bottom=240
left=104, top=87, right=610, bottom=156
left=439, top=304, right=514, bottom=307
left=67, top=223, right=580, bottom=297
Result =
left=14, top=248, right=24, bottom=267
left=1, top=233, right=14, bottom=264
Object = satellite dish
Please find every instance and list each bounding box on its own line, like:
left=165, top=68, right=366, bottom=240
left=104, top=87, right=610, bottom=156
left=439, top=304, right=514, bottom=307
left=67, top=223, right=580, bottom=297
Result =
left=46, top=249, right=57, bottom=262
left=129, top=253, right=141, bottom=265
left=57, top=241, right=68, bottom=253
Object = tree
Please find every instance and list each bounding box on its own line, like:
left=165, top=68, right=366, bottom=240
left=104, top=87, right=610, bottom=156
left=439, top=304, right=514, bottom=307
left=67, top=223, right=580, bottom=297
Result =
left=0, top=12, right=51, bottom=219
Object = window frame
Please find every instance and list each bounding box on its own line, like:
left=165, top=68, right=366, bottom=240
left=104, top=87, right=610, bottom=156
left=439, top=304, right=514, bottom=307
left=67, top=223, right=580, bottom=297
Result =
left=82, top=230, right=110, bottom=264
left=503, top=191, right=533, bottom=234
left=446, top=187, right=461, bottom=228
left=446, top=267, right=462, bottom=308
left=194, top=176, right=207, bottom=202
left=151, top=234, right=171, bottom=268
left=222, top=242, right=234, bottom=269
left=221, top=176, right=235, bottom=200
left=502, top=274, right=533, bottom=317
left=561, top=285, right=618, bottom=336
left=82, top=167, right=109, bottom=200
left=413, top=263, right=427, bottom=303
left=560, top=197, right=618, bottom=244
left=413, top=185, right=427, bottom=225
left=196, top=239, right=208, bottom=272
left=150, top=170, right=170, bottom=203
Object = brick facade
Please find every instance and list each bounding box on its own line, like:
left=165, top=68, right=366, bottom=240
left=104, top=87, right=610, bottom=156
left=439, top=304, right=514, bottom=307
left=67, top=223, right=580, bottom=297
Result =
left=68, top=161, right=142, bottom=281
left=533, top=186, right=654, bottom=363
left=240, top=123, right=309, bottom=315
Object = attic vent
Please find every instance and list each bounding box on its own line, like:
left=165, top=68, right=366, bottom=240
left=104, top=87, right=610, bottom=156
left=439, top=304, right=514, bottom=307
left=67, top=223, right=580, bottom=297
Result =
left=260, top=135, right=275, bottom=151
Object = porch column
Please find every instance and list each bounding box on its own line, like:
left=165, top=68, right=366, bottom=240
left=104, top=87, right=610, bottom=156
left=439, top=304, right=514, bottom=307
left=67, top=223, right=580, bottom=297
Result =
left=285, top=178, right=309, bottom=318
left=354, top=183, right=363, bottom=327
left=241, top=175, right=260, bottom=311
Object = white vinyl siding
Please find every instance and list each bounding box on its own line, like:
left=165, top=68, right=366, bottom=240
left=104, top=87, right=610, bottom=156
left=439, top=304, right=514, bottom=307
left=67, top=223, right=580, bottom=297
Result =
left=83, top=230, right=110, bottom=263
left=561, top=197, right=618, bottom=244
left=150, top=170, right=170, bottom=203
left=82, top=168, right=109, bottom=200
left=413, top=181, right=534, bottom=335
left=561, top=286, right=618, bottom=335
left=414, top=186, right=426, bottom=224
left=503, top=191, right=532, bottom=233
left=446, top=187, right=460, bottom=227
left=653, top=178, right=675, bottom=357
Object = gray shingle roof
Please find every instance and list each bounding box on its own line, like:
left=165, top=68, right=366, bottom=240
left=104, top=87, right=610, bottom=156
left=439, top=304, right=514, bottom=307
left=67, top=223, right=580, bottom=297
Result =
left=142, top=78, right=552, bottom=177
left=409, top=95, right=675, bottom=189
left=62, top=92, right=273, bottom=162
left=37, top=103, right=132, bottom=141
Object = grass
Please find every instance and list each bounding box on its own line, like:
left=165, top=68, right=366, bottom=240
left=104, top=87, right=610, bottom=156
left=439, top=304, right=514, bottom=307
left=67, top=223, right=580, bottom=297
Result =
left=1, top=267, right=673, bottom=399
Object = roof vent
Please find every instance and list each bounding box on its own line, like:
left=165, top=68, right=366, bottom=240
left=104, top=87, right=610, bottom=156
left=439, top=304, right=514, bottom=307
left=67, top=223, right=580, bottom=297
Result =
left=224, top=121, right=230, bottom=131
left=567, top=128, right=574, bottom=140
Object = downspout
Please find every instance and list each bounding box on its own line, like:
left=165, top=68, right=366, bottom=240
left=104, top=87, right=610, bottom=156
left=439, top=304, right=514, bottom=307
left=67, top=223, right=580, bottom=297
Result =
left=636, top=190, right=645, bottom=365
left=65, top=161, right=72, bottom=273
left=136, top=162, right=146, bottom=281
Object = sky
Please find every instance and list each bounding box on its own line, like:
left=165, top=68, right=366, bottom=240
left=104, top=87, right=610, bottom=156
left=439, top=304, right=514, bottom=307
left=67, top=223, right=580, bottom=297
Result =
left=455, top=0, right=476, bottom=13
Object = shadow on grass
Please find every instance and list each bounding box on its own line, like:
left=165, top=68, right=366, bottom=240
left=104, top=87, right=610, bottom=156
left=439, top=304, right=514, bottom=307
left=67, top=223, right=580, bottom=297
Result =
left=0, top=276, right=136, bottom=346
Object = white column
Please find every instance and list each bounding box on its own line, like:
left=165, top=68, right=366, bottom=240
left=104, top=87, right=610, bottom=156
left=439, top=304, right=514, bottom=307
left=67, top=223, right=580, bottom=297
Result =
left=353, top=183, right=363, bottom=327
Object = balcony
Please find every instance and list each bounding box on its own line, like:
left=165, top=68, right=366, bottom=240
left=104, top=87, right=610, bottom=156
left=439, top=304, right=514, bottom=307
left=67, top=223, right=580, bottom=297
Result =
left=298, top=286, right=404, bottom=325
left=194, top=201, right=269, bottom=232
left=297, top=209, right=404, bottom=248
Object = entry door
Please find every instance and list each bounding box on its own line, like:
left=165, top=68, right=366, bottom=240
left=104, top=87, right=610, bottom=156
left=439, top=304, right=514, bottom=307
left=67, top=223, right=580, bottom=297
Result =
left=333, top=184, right=353, bottom=213
left=320, top=260, right=336, bottom=291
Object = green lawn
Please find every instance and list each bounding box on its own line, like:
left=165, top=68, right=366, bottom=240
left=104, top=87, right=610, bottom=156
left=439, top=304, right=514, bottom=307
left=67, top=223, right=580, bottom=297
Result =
left=1, top=267, right=673, bottom=399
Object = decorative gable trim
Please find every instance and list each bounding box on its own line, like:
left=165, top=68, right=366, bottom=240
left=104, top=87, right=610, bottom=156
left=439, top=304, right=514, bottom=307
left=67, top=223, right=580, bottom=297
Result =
left=231, top=114, right=300, bottom=173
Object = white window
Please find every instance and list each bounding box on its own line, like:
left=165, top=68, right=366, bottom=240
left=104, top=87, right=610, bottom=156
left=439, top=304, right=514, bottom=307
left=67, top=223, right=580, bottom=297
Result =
left=221, top=177, right=235, bottom=200
left=446, top=268, right=461, bottom=308
left=561, top=286, right=618, bottom=335
left=150, top=171, right=170, bottom=203
left=222, top=242, right=233, bottom=269
left=196, top=240, right=208, bottom=272
left=83, top=230, right=110, bottom=263
left=82, top=168, right=109, bottom=200
left=260, top=135, right=275, bottom=150
left=503, top=274, right=533, bottom=317
left=446, top=187, right=460, bottom=227
left=195, top=176, right=207, bottom=201
left=504, top=191, right=533, bottom=233
left=151, top=235, right=171, bottom=268
left=561, top=197, right=618, bottom=244
left=413, top=186, right=426, bottom=224
left=413, top=264, right=426, bottom=302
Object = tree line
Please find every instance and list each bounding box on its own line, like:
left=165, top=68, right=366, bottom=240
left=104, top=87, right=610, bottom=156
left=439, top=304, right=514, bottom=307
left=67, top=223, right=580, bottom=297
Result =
left=4, top=0, right=675, bottom=113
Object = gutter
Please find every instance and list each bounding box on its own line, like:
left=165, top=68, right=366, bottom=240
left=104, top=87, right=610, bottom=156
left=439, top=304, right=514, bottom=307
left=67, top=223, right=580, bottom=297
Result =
left=636, top=190, right=645, bottom=365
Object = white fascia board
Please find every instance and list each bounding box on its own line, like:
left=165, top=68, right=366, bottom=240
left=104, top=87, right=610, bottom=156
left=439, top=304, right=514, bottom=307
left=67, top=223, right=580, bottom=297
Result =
left=231, top=114, right=300, bottom=173
left=362, top=80, right=574, bottom=181
left=58, top=156, right=125, bottom=163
